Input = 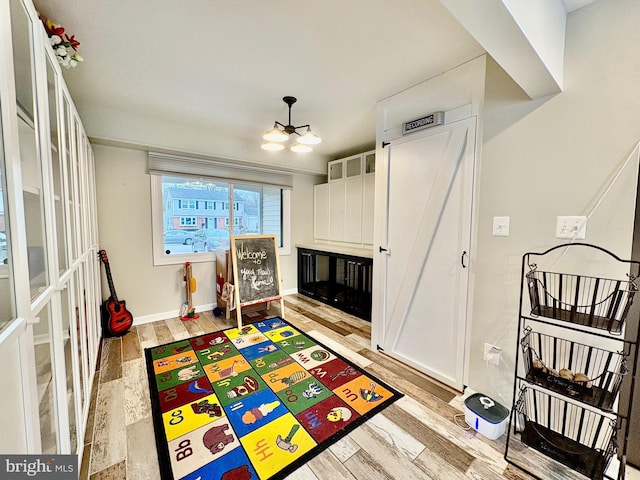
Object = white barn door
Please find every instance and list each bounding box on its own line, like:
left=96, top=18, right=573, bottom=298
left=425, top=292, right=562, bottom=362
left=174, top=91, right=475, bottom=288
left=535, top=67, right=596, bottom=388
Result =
left=378, top=117, right=476, bottom=391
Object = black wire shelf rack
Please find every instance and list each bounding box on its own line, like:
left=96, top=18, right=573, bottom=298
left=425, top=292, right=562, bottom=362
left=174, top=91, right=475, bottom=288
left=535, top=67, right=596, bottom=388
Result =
left=521, top=327, right=627, bottom=412
left=514, top=386, right=618, bottom=480
left=526, top=268, right=637, bottom=334
left=506, top=243, right=640, bottom=480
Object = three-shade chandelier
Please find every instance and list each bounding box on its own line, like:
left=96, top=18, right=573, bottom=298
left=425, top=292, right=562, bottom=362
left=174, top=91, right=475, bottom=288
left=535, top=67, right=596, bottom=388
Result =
left=261, top=96, right=321, bottom=153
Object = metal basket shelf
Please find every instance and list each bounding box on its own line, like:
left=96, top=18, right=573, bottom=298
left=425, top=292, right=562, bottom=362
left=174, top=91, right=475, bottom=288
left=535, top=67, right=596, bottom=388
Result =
left=520, top=328, right=627, bottom=411
left=526, top=267, right=637, bottom=334
left=514, top=386, right=618, bottom=480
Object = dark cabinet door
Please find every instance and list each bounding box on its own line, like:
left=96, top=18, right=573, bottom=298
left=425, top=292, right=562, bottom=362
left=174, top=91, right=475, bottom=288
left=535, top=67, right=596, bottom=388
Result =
left=298, top=251, right=315, bottom=296
left=297, top=248, right=372, bottom=321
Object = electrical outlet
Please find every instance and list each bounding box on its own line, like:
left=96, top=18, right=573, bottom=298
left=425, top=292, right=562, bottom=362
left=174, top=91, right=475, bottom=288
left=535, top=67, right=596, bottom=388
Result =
left=484, top=343, right=503, bottom=366
left=556, top=216, right=587, bottom=240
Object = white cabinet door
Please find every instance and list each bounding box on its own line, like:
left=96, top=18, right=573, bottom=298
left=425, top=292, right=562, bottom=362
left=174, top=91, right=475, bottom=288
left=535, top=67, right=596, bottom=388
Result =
left=362, top=175, right=375, bottom=245
left=328, top=159, right=344, bottom=182
left=344, top=177, right=363, bottom=244
left=0, top=320, right=30, bottom=453
left=329, top=181, right=346, bottom=242
left=314, top=183, right=330, bottom=241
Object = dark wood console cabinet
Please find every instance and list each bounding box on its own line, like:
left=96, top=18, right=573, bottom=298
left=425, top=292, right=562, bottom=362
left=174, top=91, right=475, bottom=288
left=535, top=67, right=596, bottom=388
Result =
left=297, top=247, right=373, bottom=321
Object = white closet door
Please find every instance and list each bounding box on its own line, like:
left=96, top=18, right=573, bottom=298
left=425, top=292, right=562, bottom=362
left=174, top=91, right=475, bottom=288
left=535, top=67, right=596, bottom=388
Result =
left=378, top=118, right=476, bottom=391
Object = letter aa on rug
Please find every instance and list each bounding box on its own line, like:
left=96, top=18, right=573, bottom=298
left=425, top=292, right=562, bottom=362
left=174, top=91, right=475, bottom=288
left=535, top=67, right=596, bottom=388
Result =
left=145, top=317, right=403, bottom=480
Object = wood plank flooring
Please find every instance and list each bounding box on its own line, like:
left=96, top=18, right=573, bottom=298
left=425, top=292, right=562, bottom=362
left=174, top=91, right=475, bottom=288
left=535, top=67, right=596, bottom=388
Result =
left=80, top=294, right=640, bottom=480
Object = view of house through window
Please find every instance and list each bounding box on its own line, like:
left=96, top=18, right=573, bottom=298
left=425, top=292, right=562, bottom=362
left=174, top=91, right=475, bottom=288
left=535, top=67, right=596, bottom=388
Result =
left=160, top=175, right=283, bottom=256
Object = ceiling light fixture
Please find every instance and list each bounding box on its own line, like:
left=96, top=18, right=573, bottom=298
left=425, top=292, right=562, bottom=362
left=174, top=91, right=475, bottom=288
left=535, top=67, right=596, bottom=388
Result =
left=261, top=96, right=321, bottom=153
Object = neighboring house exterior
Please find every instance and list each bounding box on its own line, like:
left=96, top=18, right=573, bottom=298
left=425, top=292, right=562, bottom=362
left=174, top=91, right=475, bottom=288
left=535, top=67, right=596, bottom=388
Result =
left=165, top=187, right=246, bottom=231
left=243, top=206, right=260, bottom=232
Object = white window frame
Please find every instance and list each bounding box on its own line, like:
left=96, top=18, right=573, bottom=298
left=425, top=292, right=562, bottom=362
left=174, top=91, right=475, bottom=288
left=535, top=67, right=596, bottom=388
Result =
left=151, top=175, right=291, bottom=266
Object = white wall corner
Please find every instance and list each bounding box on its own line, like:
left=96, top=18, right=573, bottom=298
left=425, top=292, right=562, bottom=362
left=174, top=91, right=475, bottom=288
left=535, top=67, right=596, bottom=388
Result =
left=440, top=0, right=565, bottom=99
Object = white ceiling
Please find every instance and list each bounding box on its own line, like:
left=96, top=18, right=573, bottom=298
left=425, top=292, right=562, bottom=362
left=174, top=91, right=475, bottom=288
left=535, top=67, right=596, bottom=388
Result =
left=32, top=0, right=598, bottom=163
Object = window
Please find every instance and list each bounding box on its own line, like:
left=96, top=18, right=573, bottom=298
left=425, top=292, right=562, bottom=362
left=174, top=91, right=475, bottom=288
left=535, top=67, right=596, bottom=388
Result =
left=223, top=217, right=241, bottom=227
left=151, top=174, right=291, bottom=265
left=233, top=183, right=282, bottom=239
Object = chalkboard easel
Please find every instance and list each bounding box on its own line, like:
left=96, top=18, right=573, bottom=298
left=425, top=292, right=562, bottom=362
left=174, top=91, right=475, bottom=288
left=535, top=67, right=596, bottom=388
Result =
left=230, top=234, right=285, bottom=329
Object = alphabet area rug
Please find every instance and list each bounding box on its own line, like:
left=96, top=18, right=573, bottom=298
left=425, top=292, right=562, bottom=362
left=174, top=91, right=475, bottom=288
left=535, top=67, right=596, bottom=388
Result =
left=145, top=317, right=403, bottom=480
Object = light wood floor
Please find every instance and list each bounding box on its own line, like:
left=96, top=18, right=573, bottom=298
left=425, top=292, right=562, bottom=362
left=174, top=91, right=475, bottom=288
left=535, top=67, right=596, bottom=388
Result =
left=79, top=294, right=640, bottom=480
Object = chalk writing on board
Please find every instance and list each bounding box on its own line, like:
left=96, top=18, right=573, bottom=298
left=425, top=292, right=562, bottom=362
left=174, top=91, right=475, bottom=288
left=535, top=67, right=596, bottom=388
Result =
left=236, top=242, right=268, bottom=265
left=240, top=267, right=274, bottom=291
left=232, top=235, right=281, bottom=305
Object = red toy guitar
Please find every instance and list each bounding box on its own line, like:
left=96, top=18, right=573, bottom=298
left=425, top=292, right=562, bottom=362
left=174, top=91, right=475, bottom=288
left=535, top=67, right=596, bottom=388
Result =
left=98, top=250, right=133, bottom=337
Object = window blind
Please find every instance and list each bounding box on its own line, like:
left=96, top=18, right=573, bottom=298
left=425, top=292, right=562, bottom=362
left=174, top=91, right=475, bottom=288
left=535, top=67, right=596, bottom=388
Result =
left=148, top=152, right=294, bottom=189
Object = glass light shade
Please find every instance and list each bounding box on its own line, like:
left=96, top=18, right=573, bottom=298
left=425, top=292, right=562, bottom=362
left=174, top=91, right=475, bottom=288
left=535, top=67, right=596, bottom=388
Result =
left=263, top=125, right=288, bottom=142
left=261, top=141, right=285, bottom=151
left=297, top=127, right=321, bottom=145
left=290, top=143, right=312, bottom=153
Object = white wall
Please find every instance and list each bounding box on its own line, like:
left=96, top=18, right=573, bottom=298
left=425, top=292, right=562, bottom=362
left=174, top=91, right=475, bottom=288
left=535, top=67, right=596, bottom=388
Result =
left=94, top=144, right=320, bottom=322
left=83, top=107, right=329, bottom=176
left=472, top=0, right=640, bottom=405
left=440, top=0, right=565, bottom=98
left=502, top=0, right=566, bottom=88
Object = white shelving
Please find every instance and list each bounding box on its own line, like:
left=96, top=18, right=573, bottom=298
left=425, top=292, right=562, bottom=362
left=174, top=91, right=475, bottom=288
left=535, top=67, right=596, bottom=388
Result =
left=0, top=0, right=101, bottom=456
left=314, top=150, right=375, bottom=247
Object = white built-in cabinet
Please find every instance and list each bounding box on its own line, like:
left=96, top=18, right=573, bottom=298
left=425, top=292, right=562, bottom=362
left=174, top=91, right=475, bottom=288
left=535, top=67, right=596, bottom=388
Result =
left=329, top=180, right=347, bottom=241
left=362, top=171, right=375, bottom=245
left=314, top=183, right=330, bottom=241
left=314, top=150, right=375, bottom=246
left=0, top=0, right=100, bottom=458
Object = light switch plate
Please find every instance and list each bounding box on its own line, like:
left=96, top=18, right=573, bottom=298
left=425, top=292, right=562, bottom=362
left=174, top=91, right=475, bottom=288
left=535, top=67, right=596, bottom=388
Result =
left=556, top=216, right=587, bottom=239
left=492, top=216, right=510, bottom=237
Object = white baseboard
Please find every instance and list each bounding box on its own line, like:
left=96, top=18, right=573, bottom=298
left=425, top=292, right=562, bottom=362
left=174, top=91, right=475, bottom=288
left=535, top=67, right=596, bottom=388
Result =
left=34, top=330, right=71, bottom=345
left=133, top=303, right=215, bottom=326
left=131, top=290, right=298, bottom=326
